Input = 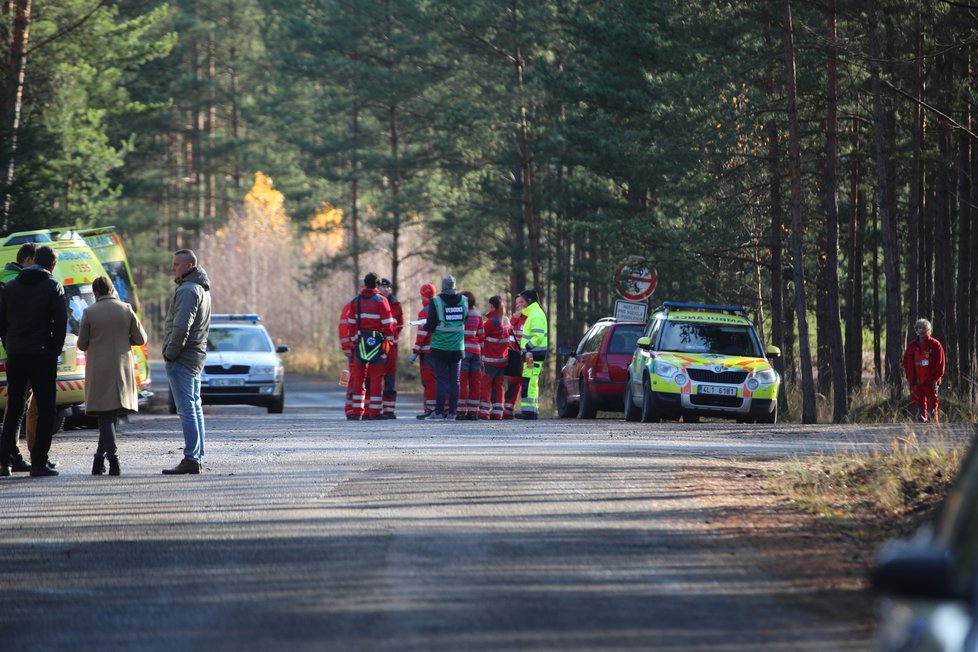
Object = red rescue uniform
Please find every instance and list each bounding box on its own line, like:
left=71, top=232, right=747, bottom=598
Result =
left=903, top=334, right=945, bottom=422
left=480, top=308, right=513, bottom=420
left=343, top=289, right=396, bottom=419
left=382, top=293, right=404, bottom=417
left=459, top=309, right=484, bottom=417
left=504, top=313, right=526, bottom=418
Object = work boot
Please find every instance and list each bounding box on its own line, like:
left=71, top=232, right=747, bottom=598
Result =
left=92, top=453, right=106, bottom=476
left=10, top=455, right=31, bottom=472
left=107, top=455, right=121, bottom=476
left=514, top=412, right=538, bottom=420
left=162, top=458, right=201, bottom=475
left=30, top=465, right=59, bottom=477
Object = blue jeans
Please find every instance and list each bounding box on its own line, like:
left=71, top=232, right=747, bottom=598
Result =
left=430, top=353, right=461, bottom=416
left=166, top=362, right=205, bottom=461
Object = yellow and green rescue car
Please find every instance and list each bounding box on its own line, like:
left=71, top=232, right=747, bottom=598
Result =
left=624, top=302, right=782, bottom=423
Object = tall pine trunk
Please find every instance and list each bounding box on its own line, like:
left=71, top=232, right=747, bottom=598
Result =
left=823, top=0, right=847, bottom=421
left=0, top=0, right=30, bottom=225
left=764, top=19, right=788, bottom=416
left=868, top=0, right=903, bottom=401
left=845, top=118, right=865, bottom=393
left=783, top=0, right=817, bottom=423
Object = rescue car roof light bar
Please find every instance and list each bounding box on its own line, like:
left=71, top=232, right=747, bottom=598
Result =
left=661, top=301, right=749, bottom=318
left=211, top=313, right=261, bottom=323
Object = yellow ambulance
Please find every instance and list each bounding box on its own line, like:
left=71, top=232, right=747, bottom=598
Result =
left=74, top=226, right=152, bottom=403
left=0, top=230, right=107, bottom=431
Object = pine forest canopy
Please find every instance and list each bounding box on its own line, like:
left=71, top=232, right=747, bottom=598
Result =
left=0, top=0, right=975, bottom=423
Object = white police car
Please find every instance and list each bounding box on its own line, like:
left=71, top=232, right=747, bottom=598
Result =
left=172, top=314, right=288, bottom=414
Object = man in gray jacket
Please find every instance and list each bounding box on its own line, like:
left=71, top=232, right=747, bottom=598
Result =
left=162, top=249, right=212, bottom=475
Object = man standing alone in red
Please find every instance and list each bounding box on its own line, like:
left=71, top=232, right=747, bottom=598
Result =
left=903, top=318, right=945, bottom=423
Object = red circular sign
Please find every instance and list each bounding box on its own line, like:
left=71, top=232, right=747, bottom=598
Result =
left=615, top=257, right=657, bottom=301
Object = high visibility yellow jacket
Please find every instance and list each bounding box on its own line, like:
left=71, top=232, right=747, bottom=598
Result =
left=521, top=301, right=548, bottom=355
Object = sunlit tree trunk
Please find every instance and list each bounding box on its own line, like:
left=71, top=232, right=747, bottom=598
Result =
left=783, top=0, right=817, bottom=423
left=823, top=0, right=847, bottom=421
left=868, top=0, right=903, bottom=401
left=0, top=0, right=30, bottom=226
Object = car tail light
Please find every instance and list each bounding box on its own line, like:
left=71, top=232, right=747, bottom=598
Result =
left=593, top=356, right=611, bottom=381
left=75, top=349, right=86, bottom=367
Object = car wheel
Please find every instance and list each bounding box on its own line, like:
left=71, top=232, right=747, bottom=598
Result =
left=53, top=413, right=66, bottom=434
left=578, top=378, right=597, bottom=419
left=623, top=379, right=641, bottom=422
left=683, top=413, right=700, bottom=423
left=640, top=375, right=661, bottom=423
left=268, top=386, right=285, bottom=414
left=555, top=382, right=576, bottom=418
left=757, top=403, right=778, bottom=424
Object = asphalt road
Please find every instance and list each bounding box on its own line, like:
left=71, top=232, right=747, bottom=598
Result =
left=1, top=371, right=974, bottom=651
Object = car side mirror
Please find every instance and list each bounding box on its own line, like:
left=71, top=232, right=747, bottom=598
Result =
left=766, top=345, right=782, bottom=359
left=872, top=547, right=970, bottom=602
left=636, top=337, right=652, bottom=350
left=558, top=346, right=574, bottom=357
left=276, top=344, right=290, bottom=353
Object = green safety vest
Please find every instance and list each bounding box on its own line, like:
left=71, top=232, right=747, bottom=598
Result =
left=429, top=294, right=468, bottom=352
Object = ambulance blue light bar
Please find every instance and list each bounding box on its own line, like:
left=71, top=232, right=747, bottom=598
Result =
left=662, top=302, right=749, bottom=318
left=211, top=314, right=261, bottom=323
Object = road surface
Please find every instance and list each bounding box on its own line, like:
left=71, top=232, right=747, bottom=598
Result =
left=1, top=371, right=973, bottom=651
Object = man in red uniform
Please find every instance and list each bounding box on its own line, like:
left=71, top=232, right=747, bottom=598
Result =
left=338, top=299, right=359, bottom=419
left=480, top=295, right=513, bottom=420
left=411, top=283, right=437, bottom=418
left=379, top=278, right=404, bottom=419
left=503, top=294, right=527, bottom=419
left=903, top=318, right=946, bottom=423
left=458, top=291, right=484, bottom=420
left=343, top=273, right=396, bottom=420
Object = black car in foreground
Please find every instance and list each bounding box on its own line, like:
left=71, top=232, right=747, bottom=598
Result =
left=872, top=428, right=978, bottom=651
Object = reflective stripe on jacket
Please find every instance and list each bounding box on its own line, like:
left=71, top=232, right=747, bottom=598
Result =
left=520, top=301, right=548, bottom=354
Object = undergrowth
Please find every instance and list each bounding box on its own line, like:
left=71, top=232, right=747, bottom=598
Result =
left=769, top=432, right=966, bottom=542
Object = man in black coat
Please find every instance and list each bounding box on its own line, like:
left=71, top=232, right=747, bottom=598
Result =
left=0, top=245, right=67, bottom=477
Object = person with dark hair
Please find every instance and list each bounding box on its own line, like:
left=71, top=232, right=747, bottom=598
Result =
left=410, top=283, right=438, bottom=418
left=378, top=278, right=403, bottom=419
left=503, top=294, right=527, bottom=419
left=342, top=272, right=396, bottom=420
left=0, top=245, right=66, bottom=476
left=516, top=289, right=548, bottom=420
left=77, top=276, right=147, bottom=476
left=0, top=242, right=38, bottom=457
left=162, top=249, right=212, bottom=475
left=422, top=275, right=468, bottom=420
left=479, top=295, right=513, bottom=420
left=458, top=291, right=484, bottom=420
left=0, top=242, right=35, bottom=286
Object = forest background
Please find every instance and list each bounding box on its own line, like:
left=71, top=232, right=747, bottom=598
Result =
left=0, top=0, right=975, bottom=424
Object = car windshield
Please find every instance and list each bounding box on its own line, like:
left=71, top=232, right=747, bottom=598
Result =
left=207, top=326, right=272, bottom=353
left=607, top=325, right=644, bottom=354
left=659, top=321, right=763, bottom=357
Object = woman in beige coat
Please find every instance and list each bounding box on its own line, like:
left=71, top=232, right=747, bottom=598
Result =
left=77, top=276, right=147, bottom=475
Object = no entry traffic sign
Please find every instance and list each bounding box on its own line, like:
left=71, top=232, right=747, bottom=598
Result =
left=615, top=256, right=657, bottom=302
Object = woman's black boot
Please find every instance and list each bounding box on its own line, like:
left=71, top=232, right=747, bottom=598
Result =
left=107, top=455, right=121, bottom=476
left=92, top=453, right=105, bottom=476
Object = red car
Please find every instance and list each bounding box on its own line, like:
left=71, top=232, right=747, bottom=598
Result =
left=556, top=318, right=645, bottom=419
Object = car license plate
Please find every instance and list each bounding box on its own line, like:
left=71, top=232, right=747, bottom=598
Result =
left=212, top=378, right=245, bottom=387
left=699, top=384, right=737, bottom=396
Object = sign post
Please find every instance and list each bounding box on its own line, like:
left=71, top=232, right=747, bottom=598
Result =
left=614, top=256, right=656, bottom=321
